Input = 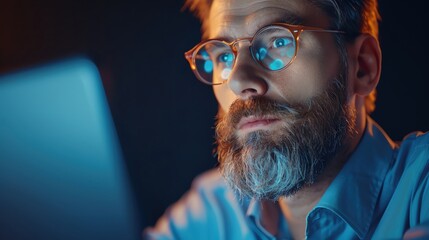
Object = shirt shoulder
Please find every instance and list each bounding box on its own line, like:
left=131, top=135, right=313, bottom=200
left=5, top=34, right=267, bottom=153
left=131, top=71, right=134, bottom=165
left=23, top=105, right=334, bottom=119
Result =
left=401, top=131, right=429, bottom=147
left=396, top=131, right=429, bottom=223
left=189, top=167, right=252, bottom=214
left=191, top=167, right=228, bottom=192
left=397, top=131, right=429, bottom=169
left=143, top=168, right=253, bottom=240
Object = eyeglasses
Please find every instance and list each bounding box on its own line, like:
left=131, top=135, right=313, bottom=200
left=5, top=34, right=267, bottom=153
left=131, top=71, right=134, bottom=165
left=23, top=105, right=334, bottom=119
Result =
left=184, top=23, right=345, bottom=85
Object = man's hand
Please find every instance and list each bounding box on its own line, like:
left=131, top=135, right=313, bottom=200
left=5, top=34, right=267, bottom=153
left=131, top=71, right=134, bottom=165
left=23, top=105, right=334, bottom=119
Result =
left=404, top=222, right=429, bottom=240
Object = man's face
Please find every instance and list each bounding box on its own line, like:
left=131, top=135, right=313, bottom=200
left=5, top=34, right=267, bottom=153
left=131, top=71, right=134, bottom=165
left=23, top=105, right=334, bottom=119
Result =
left=209, top=0, right=356, bottom=200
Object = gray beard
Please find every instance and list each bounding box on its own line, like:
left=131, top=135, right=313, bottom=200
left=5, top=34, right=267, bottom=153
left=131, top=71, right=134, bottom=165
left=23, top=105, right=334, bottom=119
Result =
left=215, top=79, right=355, bottom=200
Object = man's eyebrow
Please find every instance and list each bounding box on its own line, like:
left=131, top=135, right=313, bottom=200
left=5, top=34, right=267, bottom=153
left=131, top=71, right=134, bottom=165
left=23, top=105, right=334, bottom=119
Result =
left=270, top=13, right=305, bottom=25
left=211, top=12, right=305, bottom=41
left=253, top=12, right=304, bottom=31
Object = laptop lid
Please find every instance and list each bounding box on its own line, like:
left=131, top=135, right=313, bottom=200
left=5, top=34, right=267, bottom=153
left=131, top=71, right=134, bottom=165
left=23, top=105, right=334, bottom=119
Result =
left=0, top=57, right=142, bottom=240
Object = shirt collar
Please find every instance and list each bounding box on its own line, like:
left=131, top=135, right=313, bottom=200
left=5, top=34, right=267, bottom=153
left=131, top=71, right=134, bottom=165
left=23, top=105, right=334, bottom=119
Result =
left=314, top=117, right=397, bottom=238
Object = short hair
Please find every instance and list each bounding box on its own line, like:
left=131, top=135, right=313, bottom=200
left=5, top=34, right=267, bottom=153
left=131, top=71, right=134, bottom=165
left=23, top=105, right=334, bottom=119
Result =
left=183, top=0, right=381, bottom=114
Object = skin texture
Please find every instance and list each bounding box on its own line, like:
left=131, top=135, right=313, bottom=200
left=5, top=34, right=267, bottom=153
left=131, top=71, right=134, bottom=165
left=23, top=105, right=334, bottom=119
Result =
left=206, top=0, right=382, bottom=238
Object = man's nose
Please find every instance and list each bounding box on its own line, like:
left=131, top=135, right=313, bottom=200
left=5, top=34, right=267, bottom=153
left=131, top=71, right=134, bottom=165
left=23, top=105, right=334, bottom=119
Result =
left=227, top=45, right=268, bottom=100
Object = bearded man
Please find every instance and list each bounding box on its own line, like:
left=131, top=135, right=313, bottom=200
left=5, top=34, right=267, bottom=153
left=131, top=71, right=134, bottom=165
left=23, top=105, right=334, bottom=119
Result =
left=144, top=0, right=429, bottom=239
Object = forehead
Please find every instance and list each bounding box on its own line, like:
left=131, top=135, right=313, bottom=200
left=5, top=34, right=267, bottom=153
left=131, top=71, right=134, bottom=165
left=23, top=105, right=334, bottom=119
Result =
left=208, top=0, right=331, bottom=39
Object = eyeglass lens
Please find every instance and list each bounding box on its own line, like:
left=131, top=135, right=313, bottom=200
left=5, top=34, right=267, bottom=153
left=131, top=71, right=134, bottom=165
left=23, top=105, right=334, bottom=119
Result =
left=193, top=25, right=297, bottom=84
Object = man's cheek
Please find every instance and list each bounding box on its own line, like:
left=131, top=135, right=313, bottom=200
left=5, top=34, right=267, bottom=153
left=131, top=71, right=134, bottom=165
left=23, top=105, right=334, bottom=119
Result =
left=213, top=85, right=237, bottom=112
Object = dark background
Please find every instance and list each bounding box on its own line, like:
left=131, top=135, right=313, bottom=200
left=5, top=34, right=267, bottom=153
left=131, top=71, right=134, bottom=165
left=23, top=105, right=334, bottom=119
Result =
left=1, top=0, right=427, bottom=230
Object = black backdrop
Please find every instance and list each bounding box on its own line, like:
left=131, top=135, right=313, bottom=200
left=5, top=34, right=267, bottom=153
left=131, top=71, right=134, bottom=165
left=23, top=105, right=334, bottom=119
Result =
left=1, top=0, right=428, bottom=229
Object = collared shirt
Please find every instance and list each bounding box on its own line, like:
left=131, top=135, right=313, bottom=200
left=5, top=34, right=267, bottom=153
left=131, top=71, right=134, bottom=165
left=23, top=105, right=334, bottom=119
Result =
left=144, top=117, right=429, bottom=239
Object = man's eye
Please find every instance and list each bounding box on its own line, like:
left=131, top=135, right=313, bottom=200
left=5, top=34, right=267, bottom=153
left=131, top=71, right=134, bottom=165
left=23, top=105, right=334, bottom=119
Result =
left=218, top=52, right=234, bottom=63
left=273, top=38, right=292, bottom=48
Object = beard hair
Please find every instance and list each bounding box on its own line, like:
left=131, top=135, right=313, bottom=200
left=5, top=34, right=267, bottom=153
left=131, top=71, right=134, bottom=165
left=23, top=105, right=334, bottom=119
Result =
left=215, top=77, right=356, bottom=201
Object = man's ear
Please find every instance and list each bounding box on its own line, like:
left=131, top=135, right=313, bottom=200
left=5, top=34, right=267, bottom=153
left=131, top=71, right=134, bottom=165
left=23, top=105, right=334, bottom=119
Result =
left=348, top=33, right=382, bottom=96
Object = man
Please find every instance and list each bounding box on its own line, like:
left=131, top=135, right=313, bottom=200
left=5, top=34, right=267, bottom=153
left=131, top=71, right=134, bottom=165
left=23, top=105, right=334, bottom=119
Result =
left=144, top=0, right=429, bottom=239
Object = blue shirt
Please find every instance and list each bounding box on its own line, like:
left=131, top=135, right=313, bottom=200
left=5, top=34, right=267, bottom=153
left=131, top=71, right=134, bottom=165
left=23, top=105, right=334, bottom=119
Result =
left=144, top=118, right=429, bottom=239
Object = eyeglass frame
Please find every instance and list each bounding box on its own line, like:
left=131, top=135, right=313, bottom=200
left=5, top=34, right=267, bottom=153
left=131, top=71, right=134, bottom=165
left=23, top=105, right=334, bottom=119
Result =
left=184, top=22, right=346, bottom=85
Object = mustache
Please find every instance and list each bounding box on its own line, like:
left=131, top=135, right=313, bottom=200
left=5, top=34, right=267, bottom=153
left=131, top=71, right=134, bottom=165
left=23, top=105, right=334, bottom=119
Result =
left=218, top=96, right=306, bottom=129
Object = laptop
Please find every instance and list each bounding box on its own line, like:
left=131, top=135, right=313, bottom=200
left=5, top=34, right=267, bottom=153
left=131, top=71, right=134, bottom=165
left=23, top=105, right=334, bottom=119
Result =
left=0, top=57, right=143, bottom=240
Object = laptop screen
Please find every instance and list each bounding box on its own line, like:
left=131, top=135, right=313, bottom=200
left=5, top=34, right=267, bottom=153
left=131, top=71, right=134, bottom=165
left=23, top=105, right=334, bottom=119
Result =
left=0, top=57, right=142, bottom=240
